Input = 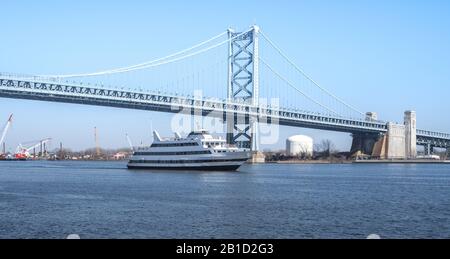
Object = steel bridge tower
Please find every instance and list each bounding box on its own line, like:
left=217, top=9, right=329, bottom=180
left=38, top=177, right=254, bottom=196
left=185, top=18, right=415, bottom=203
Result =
left=226, top=25, right=260, bottom=151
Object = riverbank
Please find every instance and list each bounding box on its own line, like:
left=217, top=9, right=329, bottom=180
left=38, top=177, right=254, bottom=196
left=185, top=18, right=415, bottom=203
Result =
left=265, top=159, right=450, bottom=165
left=268, top=160, right=351, bottom=164
left=353, top=160, right=450, bottom=164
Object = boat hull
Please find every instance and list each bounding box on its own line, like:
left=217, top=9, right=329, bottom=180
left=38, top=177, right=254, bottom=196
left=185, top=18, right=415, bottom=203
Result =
left=127, top=155, right=250, bottom=171
left=127, top=164, right=243, bottom=171
left=0, top=158, right=27, bottom=161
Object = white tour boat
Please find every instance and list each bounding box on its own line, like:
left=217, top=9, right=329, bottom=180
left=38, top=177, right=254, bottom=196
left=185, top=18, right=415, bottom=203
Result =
left=127, top=130, right=251, bottom=171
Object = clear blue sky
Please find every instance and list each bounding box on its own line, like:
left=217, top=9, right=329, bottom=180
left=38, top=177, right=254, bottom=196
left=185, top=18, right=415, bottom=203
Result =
left=1, top=0, right=450, bottom=152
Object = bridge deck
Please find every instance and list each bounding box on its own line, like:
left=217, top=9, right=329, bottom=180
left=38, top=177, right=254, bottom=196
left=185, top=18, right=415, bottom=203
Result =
left=0, top=76, right=449, bottom=148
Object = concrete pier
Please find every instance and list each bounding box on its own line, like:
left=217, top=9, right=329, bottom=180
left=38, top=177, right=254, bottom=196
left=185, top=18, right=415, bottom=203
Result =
left=363, top=110, right=418, bottom=160
left=250, top=151, right=266, bottom=163
left=404, top=111, right=417, bottom=159
left=386, top=122, right=406, bottom=159
left=351, top=112, right=382, bottom=157
left=350, top=133, right=380, bottom=156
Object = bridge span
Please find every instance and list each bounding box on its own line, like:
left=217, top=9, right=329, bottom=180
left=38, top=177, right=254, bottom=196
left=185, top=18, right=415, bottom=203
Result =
left=1, top=75, right=449, bottom=157
left=1, top=25, right=449, bottom=160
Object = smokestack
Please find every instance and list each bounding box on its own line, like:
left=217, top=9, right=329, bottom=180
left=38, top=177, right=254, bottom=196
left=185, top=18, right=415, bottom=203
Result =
left=60, top=142, right=63, bottom=160
left=94, top=127, right=100, bottom=158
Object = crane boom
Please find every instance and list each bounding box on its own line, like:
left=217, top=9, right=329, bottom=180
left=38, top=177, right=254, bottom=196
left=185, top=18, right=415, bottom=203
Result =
left=0, top=114, right=13, bottom=147
left=25, top=138, right=52, bottom=153
left=126, top=134, right=134, bottom=151
left=17, top=138, right=52, bottom=154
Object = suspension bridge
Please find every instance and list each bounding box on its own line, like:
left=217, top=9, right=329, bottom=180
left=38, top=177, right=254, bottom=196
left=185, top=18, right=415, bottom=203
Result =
left=0, top=25, right=449, bottom=160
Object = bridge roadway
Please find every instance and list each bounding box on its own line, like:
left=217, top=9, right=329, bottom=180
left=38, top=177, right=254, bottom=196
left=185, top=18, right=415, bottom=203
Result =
left=0, top=75, right=449, bottom=149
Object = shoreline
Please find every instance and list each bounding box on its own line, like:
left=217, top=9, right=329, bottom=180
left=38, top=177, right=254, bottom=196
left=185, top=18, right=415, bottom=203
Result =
left=353, top=160, right=450, bottom=164
left=2, top=159, right=450, bottom=165
left=266, top=159, right=450, bottom=165
left=267, top=160, right=351, bottom=164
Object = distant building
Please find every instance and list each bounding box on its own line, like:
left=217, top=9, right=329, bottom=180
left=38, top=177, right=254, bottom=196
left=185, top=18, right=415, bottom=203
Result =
left=286, top=135, right=314, bottom=157
left=113, top=152, right=128, bottom=160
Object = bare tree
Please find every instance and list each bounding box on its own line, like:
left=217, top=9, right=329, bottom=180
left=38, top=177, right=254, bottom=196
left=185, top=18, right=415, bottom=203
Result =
left=297, top=143, right=312, bottom=160
left=55, top=148, right=72, bottom=160
left=317, top=139, right=335, bottom=158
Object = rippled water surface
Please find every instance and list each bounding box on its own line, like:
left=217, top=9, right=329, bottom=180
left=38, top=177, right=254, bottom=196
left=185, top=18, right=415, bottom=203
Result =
left=0, top=161, right=449, bottom=239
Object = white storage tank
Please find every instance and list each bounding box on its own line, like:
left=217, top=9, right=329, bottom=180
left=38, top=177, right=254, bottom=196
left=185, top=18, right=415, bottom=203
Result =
left=286, top=135, right=314, bottom=157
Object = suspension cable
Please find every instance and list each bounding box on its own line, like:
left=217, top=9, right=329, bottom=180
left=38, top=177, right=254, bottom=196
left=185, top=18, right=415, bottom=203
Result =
left=88, top=29, right=252, bottom=75
left=259, top=57, right=340, bottom=116
left=260, top=30, right=365, bottom=116
left=40, top=31, right=229, bottom=78
left=106, top=31, right=229, bottom=73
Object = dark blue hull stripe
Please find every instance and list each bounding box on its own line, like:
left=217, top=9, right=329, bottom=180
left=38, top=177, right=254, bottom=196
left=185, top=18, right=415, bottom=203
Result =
left=127, top=164, right=242, bottom=171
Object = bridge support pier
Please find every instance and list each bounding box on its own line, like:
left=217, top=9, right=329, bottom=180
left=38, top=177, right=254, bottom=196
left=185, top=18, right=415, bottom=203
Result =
left=423, top=143, right=434, bottom=156
left=350, top=133, right=380, bottom=157
left=404, top=111, right=417, bottom=159
left=250, top=151, right=266, bottom=163
left=369, top=110, right=417, bottom=160
left=371, top=123, right=407, bottom=159
left=385, top=122, right=407, bottom=159
left=351, top=112, right=382, bottom=158
left=249, top=119, right=265, bottom=163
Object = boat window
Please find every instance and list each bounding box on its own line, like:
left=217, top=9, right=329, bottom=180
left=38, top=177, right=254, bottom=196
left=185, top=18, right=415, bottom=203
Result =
left=134, top=151, right=211, bottom=156
left=151, top=142, right=199, bottom=148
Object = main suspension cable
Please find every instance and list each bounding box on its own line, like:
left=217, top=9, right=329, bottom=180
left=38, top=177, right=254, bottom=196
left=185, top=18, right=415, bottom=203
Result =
left=260, top=30, right=365, bottom=116
left=259, top=57, right=340, bottom=116
left=40, top=31, right=230, bottom=78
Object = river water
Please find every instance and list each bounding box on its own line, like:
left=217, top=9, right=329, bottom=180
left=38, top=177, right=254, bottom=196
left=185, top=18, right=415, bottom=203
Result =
left=0, top=161, right=449, bottom=239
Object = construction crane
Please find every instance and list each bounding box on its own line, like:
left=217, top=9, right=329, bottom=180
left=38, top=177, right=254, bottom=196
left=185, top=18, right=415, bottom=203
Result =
left=0, top=114, right=13, bottom=153
left=126, top=134, right=135, bottom=152
left=15, top=138, right=52, bottom=159
left=94, top=127, right=100, bottom=157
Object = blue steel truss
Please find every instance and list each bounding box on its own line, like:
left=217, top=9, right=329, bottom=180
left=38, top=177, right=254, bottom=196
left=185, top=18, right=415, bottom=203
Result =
left=0, top=76, right=386, bottom=130
left=227, top=26, right=260, bottom=149
left=2, top=75, right=449, bottom=150
left=417, top=130, right=450, bottom=149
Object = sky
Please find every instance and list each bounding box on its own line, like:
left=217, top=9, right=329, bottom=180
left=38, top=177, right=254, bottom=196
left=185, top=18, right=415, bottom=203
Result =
left=1, top=0, right=450, bottom=152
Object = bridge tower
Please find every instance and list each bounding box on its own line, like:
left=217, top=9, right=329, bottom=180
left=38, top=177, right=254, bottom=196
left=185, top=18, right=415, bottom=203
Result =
left=226, top=25, right=260, bottom=151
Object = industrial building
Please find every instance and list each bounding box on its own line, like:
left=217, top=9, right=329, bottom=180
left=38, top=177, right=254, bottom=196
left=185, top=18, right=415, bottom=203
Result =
left=286, top=135, right=314, bottom=157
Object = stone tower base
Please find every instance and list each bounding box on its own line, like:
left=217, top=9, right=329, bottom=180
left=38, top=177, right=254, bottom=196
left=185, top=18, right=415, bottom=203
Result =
left=249, top=151, right=266, bottom=164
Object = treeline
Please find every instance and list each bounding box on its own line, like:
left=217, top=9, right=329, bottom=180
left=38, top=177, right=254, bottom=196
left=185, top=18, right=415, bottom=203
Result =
left=52, top=147, right=132, bottom=160
left=265, top=139, right=350, bottom=162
